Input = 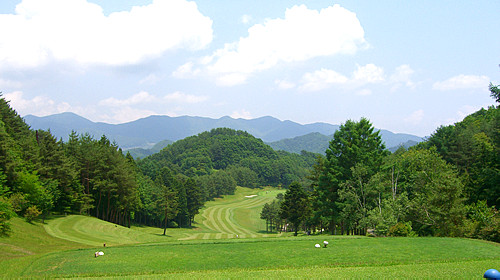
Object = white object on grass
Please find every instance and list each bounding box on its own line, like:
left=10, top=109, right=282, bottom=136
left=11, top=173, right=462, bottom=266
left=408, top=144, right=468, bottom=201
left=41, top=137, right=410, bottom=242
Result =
left=315, top=244, right=320, bottom=248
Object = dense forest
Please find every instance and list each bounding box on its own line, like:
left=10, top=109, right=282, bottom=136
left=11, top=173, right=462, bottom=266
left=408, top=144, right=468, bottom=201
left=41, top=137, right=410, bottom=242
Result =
left=261, top=84, right=499, bottom=242
left=1, top=84, right=499, bottom=242
left=0, top=95, right=317, bottom=235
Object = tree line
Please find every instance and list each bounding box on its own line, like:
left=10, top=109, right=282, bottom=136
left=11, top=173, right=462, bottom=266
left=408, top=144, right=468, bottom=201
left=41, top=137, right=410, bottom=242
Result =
left=1, top=83, right=498, bottom=241
left=0, top=98, right=318, bottom=235
left=261, top=84, right=499, bottom=242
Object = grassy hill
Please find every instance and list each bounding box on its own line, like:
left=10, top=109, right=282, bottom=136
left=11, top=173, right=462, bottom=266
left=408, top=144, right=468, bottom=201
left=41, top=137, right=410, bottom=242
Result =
left=0, top=186, right=498, bottom=278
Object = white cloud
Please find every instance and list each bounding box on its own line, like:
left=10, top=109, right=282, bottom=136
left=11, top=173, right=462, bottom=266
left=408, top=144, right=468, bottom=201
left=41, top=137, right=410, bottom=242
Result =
left=299, top=68, right=349, bottom=91
left=3, top=91, right=73, bottom=116
left=356, top=89, right=372, bottom=96
left=195, top=4, right=366, bottom=86
left=299, top=64, right=386, bottom=91
left=297, top=64, right=418, bottom=92
left=172, top=62, right=201, bottom=79
left=405, top=109, right=424, bottom=125
left=241, top=14, right=252, bottom=24
left=433, top=74, right=490, bottom=91
left=3, top=90, right=208, bottom=124
left=0, top=0, right=213, bottom=70
left=99, top=91, right=155, bottom=107
left=0, top=78, right=22, bottom=89
left=163, top=92, right=208, bottom=103
left=457, top=105, right=483, bottom=121
left=352, top=64, right=385, bottom=84
left=230, top=109, right=252, bottom=119
left=215, top=73, right=249, bottom=87
left=99, top=91, right=208, bottom=107
left=139, top=74, right=161, bottom=85
left=390, top=64, right=415, bottom=90
left=97, top=107, right=158, bottom=124
left=275, top=79, right=296, bottom=90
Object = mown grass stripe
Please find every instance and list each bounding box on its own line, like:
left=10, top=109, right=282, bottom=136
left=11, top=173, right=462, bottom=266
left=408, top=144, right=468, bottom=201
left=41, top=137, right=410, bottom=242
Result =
left=227, top=207, right=257, bottom=237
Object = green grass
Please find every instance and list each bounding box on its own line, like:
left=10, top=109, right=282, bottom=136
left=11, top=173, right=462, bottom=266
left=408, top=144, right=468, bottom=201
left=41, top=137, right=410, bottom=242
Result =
left=0, top=186, right=499, bottom=279
left=187, top=186, right=284, bottom=240
left=5, top=236, right=500, bottom=278
left=0, top=217, right=87, bottom=260
left=44, top=215, right=167, bottom=246
left=68, top=260, right=500, bottom=279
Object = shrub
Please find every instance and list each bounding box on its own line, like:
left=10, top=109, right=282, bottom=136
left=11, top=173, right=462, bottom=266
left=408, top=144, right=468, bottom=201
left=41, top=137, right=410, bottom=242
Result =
left=464, top=201, right=500, bottom=243
left=389, top=222, right=416, bottom=237
left=24, top=205, right=41, bottom=222
left=0, top=198, right=14, bottom=236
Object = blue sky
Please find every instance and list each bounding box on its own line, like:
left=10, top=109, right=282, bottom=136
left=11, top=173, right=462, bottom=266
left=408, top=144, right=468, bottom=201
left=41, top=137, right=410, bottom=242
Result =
left=0, top=0, right=498, bottom=137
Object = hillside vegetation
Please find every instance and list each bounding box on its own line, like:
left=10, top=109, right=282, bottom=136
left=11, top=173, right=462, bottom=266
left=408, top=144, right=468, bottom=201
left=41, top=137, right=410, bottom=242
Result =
left=0, top=187, right=499, bottom=278
left=1, top=96, right=318, bottom=235
left=0, top=90, right=499, bottom=242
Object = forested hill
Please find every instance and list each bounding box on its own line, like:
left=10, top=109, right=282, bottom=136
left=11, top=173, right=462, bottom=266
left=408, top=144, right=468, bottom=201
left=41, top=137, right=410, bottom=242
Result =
left=138, top=128, right=318, bottom=189
left=0, top=95, right=319, bottom=233
left=421, top=105, right=500, bottom=208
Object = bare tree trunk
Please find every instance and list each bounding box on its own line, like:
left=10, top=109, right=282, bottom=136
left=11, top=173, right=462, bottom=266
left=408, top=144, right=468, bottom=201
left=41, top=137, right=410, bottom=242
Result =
left=96, top=191, right=102, bottom=219
left=106, top=192, right=111, bottom=221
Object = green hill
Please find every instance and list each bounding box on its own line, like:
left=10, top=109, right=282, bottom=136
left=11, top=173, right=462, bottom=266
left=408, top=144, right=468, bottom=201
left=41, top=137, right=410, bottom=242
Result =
left=267, top=132, right=331, bottom=154
left=126, top=139, right=173, bottom=159
left=138, top=128, right=318, bottom=187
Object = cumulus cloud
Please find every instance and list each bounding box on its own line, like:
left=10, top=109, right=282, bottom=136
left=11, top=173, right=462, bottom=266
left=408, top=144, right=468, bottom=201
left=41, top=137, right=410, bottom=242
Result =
left=99, top=91, right=156, bottom=107
left=0, top=0, right=213, bottom=70
left=4, top=90, right=208, bottom=124
left=172, top=62, right=201, bottom=79
left=352, top=64, right=385, bottom=84
left=275, top=79, right=296, bottom=90
left=98, top=107, right=158, bottom=124
left=0, top=78, right=22, bottom=89
left=230, top=109, right=252, bottom=119
left=433, top=74, right=490, bottom=91
left=390, top=64, right=415, bottom=90
left=297, top=64, right=418, bottom=92
left=215, top=73, right=249, bottom=87
left=163, top=92, right=208, bottom=103
left=299, top=68, right=349, bottom=91
left=299, top=64, right=385, bottom=91
left=139, top=74, right=161, bottom=85
left=180, top=4, right=367, bottom=86
left=241, top=15, right=253, bottom=24
left=3, top=91, right=73, bottom=116
left=99, top=91, right=208, bottom=107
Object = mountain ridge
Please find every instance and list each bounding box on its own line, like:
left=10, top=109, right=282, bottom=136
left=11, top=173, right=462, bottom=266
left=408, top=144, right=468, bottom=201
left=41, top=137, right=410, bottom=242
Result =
left=23, top=112, right=423, bottom=152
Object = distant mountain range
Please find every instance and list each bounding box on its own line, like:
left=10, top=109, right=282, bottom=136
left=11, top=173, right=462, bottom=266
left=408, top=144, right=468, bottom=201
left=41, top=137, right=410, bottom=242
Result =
left=23, top=112, right=423, bottom=155
left=268, top=133, right=421, bottom=154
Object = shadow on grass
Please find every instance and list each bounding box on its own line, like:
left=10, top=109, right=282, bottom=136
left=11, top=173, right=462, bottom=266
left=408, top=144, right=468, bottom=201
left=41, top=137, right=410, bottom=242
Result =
left=257, top=230, right=280, bottom=234
left=152, top=233, right=173, bottom=237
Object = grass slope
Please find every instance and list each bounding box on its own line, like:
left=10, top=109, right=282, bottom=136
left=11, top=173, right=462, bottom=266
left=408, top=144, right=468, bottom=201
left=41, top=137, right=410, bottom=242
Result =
left=193, top=187, right=283, bottom=239
left=44, top=215, right=167, bottom=247
left=37, top=187, right=282, bottom=245
left=1, top=187, right=499, bottom=278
